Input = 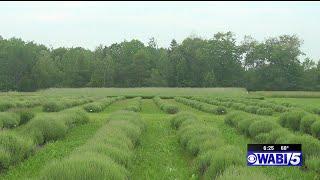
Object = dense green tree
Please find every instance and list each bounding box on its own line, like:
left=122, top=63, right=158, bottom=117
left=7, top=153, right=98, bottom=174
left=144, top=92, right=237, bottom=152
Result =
left=129, top=49, right=152, bottom=87
left=59, top=47, right=93, bottom=87
left=147, top=69, right=167, bottom=87
left=0, top=34, right=319, bottom=91
left=107, top=40, right=145, bottom=87
left=202, top=71, right=216, bottom=87
left=166, top=39, right=180, bottom=87
left=242, top=35, right=305, bottom=90
left=0, top=38, right=47, bottom=91
left=300, top=58, right=317, bottom=90
left=207, top=32, right=244, bottom=87
left=317, top=61, right=320, bottom=88
left=32, top=50, right=61, bottom=89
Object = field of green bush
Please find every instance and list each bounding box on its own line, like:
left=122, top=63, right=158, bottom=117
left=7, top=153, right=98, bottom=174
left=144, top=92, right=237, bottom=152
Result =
left=0, top=88, right=319, bottom=180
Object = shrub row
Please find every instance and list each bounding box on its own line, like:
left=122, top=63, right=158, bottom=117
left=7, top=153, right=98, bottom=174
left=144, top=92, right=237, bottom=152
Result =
left=245, top=95, right=265, bottom=100
left=43, top=97, right=94, bottom=112
left=224, top=111, right=320, bottom=172
left=153, top=96, right=179, bottom=114
left=267, top=100, right=320, bottom=116
left=216, top=166, right=270, bottom=180
left=123, top=95, right=154, bottom=99
left=38, top=110, right=145, bottom=180
left=266, top=100, right=296, bottom=108
left=124, top=97, right=142, bottom=112
left=175, top=97, right=227, bottom=115
left=0, top=112, right=20, bottom=129
left=0, top=110, right=35, bottom=129
left=0, top=108, right=89, bottom=170
left=279, top=110, right=307, bottom=131
left=0, top=97, right=43, bottom=111
left=250, top=101, right=288, bottom=113
left=0, top=131, right=34, bottom=170
left=24, top=108, right=89, bottom=144
left=192, top=97, right=234, bottom=109
left=280, top=110, right=320, bottom=139
left=122, top=95, right=174, bottom=99
left=214, top=97, right=288, bottom=113
left=192, top=97, right=272, bottom=116
left=14, top=97, right=43, bottom=108
left=171, top=112, right=270, bottom=179
left=312, top=107, right=320, bottom=115
left=83, top=96, right=125, bottom=113
left=0, top=101, right=16, bottom=111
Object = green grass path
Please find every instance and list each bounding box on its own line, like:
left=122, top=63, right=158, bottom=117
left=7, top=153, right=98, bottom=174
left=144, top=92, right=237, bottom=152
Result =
left=131, top=99, right=192, bottom=180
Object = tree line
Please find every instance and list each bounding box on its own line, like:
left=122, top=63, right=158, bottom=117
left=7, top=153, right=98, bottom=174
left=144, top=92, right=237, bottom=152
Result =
left=0, top=32, right=319, bottom=92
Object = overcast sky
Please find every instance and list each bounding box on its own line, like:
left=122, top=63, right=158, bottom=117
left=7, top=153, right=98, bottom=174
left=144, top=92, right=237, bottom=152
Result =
left=1, top=1, right=319, bottom=60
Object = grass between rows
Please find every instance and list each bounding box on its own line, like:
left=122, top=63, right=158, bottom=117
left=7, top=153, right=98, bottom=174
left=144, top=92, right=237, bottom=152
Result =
left=131, top=99, right=192, bottom=179
left=130, top=113, right=192, bottom=179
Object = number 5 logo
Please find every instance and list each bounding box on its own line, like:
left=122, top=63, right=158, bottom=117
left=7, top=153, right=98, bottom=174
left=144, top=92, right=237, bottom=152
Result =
left=290, top=153, right=301, bottom=166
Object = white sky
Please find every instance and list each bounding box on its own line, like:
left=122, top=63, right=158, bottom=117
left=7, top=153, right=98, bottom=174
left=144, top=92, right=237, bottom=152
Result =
left=0, top=1, right=319, bottom=60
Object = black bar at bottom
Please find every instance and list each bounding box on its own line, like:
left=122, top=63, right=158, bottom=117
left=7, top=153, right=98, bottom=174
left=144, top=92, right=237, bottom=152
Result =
left=248, top=144, right=301, bottom=151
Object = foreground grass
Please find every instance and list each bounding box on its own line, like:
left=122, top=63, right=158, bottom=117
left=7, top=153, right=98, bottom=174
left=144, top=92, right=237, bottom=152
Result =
left=131, top=100, right=192, bottom=180
left=0, top=100, right=130, bottom=180
left=165, top=99, right=318, bottom=179
left=0, top=120, right=105, bottom=180
left=1, top=97, right=318, bottom=179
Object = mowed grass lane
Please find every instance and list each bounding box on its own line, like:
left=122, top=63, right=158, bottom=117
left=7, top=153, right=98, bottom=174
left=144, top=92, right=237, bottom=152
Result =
left=131, top=99, right=192, bottom=180
left=41, top=87, right=248, bottom=98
